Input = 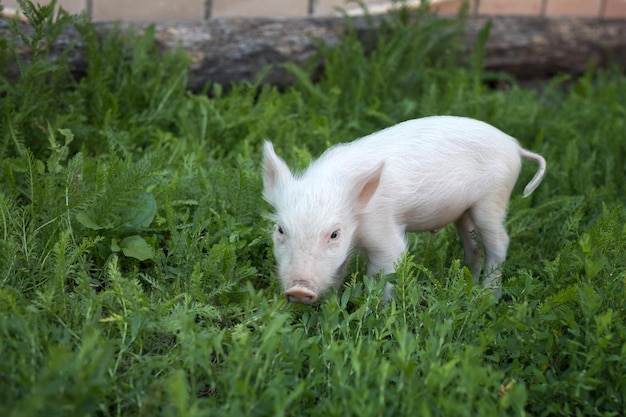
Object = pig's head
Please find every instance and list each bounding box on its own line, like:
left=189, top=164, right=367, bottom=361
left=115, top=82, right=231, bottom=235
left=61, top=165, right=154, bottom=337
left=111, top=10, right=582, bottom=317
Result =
left=262, top=141, right=383, bottom=304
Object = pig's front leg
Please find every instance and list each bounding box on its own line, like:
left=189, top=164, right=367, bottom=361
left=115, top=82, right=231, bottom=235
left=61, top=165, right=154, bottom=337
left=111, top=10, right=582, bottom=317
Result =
left=361, top=223, right=408, bottom=300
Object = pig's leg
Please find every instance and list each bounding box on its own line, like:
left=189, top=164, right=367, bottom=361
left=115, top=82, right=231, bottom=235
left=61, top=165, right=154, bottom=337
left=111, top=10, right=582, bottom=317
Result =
left=470, top=201, right=510, bottom=298
left=454, top=211, right=481, bottom=281
left=362, top=224, right=407, bottom=300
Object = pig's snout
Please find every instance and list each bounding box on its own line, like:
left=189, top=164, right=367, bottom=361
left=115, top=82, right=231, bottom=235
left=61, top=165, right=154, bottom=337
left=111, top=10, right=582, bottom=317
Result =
left=284, top=285, right=318, bottom=304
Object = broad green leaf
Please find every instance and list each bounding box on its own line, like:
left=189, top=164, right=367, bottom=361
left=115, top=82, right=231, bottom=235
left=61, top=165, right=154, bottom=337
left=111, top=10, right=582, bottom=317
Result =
left=119, top=235, right=154, bottom=261
left=76, top=211, right=104, bottom=230
left=58, top=128, right=75, bottom=145
left=110, top=238, right=121, bottom=253
left=122, top=192, right=157, bottom=230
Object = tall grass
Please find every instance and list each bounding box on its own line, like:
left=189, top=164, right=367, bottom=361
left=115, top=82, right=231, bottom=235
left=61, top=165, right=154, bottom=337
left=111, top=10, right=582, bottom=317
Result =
left=1, top=1, right=625, bottom=416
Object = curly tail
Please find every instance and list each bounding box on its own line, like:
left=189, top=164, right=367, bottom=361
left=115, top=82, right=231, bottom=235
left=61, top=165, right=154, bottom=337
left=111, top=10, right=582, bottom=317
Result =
left=520, top=149, right=547, bottom=197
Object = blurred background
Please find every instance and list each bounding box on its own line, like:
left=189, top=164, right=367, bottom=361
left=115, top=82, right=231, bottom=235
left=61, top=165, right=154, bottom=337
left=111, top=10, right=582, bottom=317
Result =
left=2, top=0, right=626, bottom=21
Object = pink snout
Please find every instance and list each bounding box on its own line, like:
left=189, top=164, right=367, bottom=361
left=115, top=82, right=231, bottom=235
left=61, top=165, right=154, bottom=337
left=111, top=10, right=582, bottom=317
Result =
left=284, top=285, right=318, bottom=304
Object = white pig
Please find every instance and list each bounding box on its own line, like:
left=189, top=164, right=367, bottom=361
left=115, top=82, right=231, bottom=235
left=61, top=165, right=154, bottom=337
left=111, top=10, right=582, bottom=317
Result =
left=263, top=116, right=546, bottom=304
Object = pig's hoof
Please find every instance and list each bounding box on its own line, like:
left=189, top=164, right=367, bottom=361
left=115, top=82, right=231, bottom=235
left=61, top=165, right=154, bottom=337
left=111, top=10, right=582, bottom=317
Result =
left=284, top=287, right=318, bottom=304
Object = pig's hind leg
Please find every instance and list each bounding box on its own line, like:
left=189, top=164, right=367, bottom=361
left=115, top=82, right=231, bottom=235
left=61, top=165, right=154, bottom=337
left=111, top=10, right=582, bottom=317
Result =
left=455, top=210, right=482, bottom=281
left=469, top=200, right=510, bottom=299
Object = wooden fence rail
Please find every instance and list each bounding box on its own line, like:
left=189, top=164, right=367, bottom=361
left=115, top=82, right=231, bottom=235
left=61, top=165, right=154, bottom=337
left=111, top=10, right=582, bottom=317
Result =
left=2, top=0, right=626, bottom=21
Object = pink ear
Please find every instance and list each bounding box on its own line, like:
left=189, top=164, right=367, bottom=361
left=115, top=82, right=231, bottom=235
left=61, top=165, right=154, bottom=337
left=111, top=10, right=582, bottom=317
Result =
left=354, top=162, right=384, bottom=209
left=263, top=141, right=293, bottom=205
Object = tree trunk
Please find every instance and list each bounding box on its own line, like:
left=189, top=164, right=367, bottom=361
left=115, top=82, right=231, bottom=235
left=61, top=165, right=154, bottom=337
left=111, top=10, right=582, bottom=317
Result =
left=3, top=14, right=626, bottom=90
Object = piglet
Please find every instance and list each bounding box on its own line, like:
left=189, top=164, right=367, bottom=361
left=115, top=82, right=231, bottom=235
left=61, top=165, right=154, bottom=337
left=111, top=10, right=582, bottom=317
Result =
left=263, top=116, right=546, bottom=304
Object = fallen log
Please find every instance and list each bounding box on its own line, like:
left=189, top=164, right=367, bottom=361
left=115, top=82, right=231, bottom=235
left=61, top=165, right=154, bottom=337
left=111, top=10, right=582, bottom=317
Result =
left=2, top=13, right=625, bottom=90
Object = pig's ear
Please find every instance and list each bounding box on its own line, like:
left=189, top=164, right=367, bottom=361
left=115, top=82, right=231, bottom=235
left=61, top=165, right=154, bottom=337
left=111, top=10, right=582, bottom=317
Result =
left=352, top=161, right=384, bottom=210
left=263, top=141, right=293, bottom=205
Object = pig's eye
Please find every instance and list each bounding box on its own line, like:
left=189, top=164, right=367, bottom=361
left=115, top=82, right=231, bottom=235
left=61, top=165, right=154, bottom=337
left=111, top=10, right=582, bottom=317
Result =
left=330, top=230, right=339, bottom=240
left=276, top=225, right=284, bottom=235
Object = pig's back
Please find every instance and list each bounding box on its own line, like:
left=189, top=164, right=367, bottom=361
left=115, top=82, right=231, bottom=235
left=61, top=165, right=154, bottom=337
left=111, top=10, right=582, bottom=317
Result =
left=306, top=116, right=524, bottom=231
left=319, top=116, right=521, bottom=171
left=309, top=116, right=521, bottom=179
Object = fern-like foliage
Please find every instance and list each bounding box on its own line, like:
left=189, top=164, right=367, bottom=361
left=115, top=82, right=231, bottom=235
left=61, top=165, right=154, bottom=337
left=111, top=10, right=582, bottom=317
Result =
left=77, top=153, right=163, bottom=231
left=0, top=0, right=87, bottom=159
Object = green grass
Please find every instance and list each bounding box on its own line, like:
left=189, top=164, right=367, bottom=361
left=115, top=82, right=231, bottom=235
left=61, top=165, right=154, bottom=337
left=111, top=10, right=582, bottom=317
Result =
left=1, top=1, right=625, bottom=416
